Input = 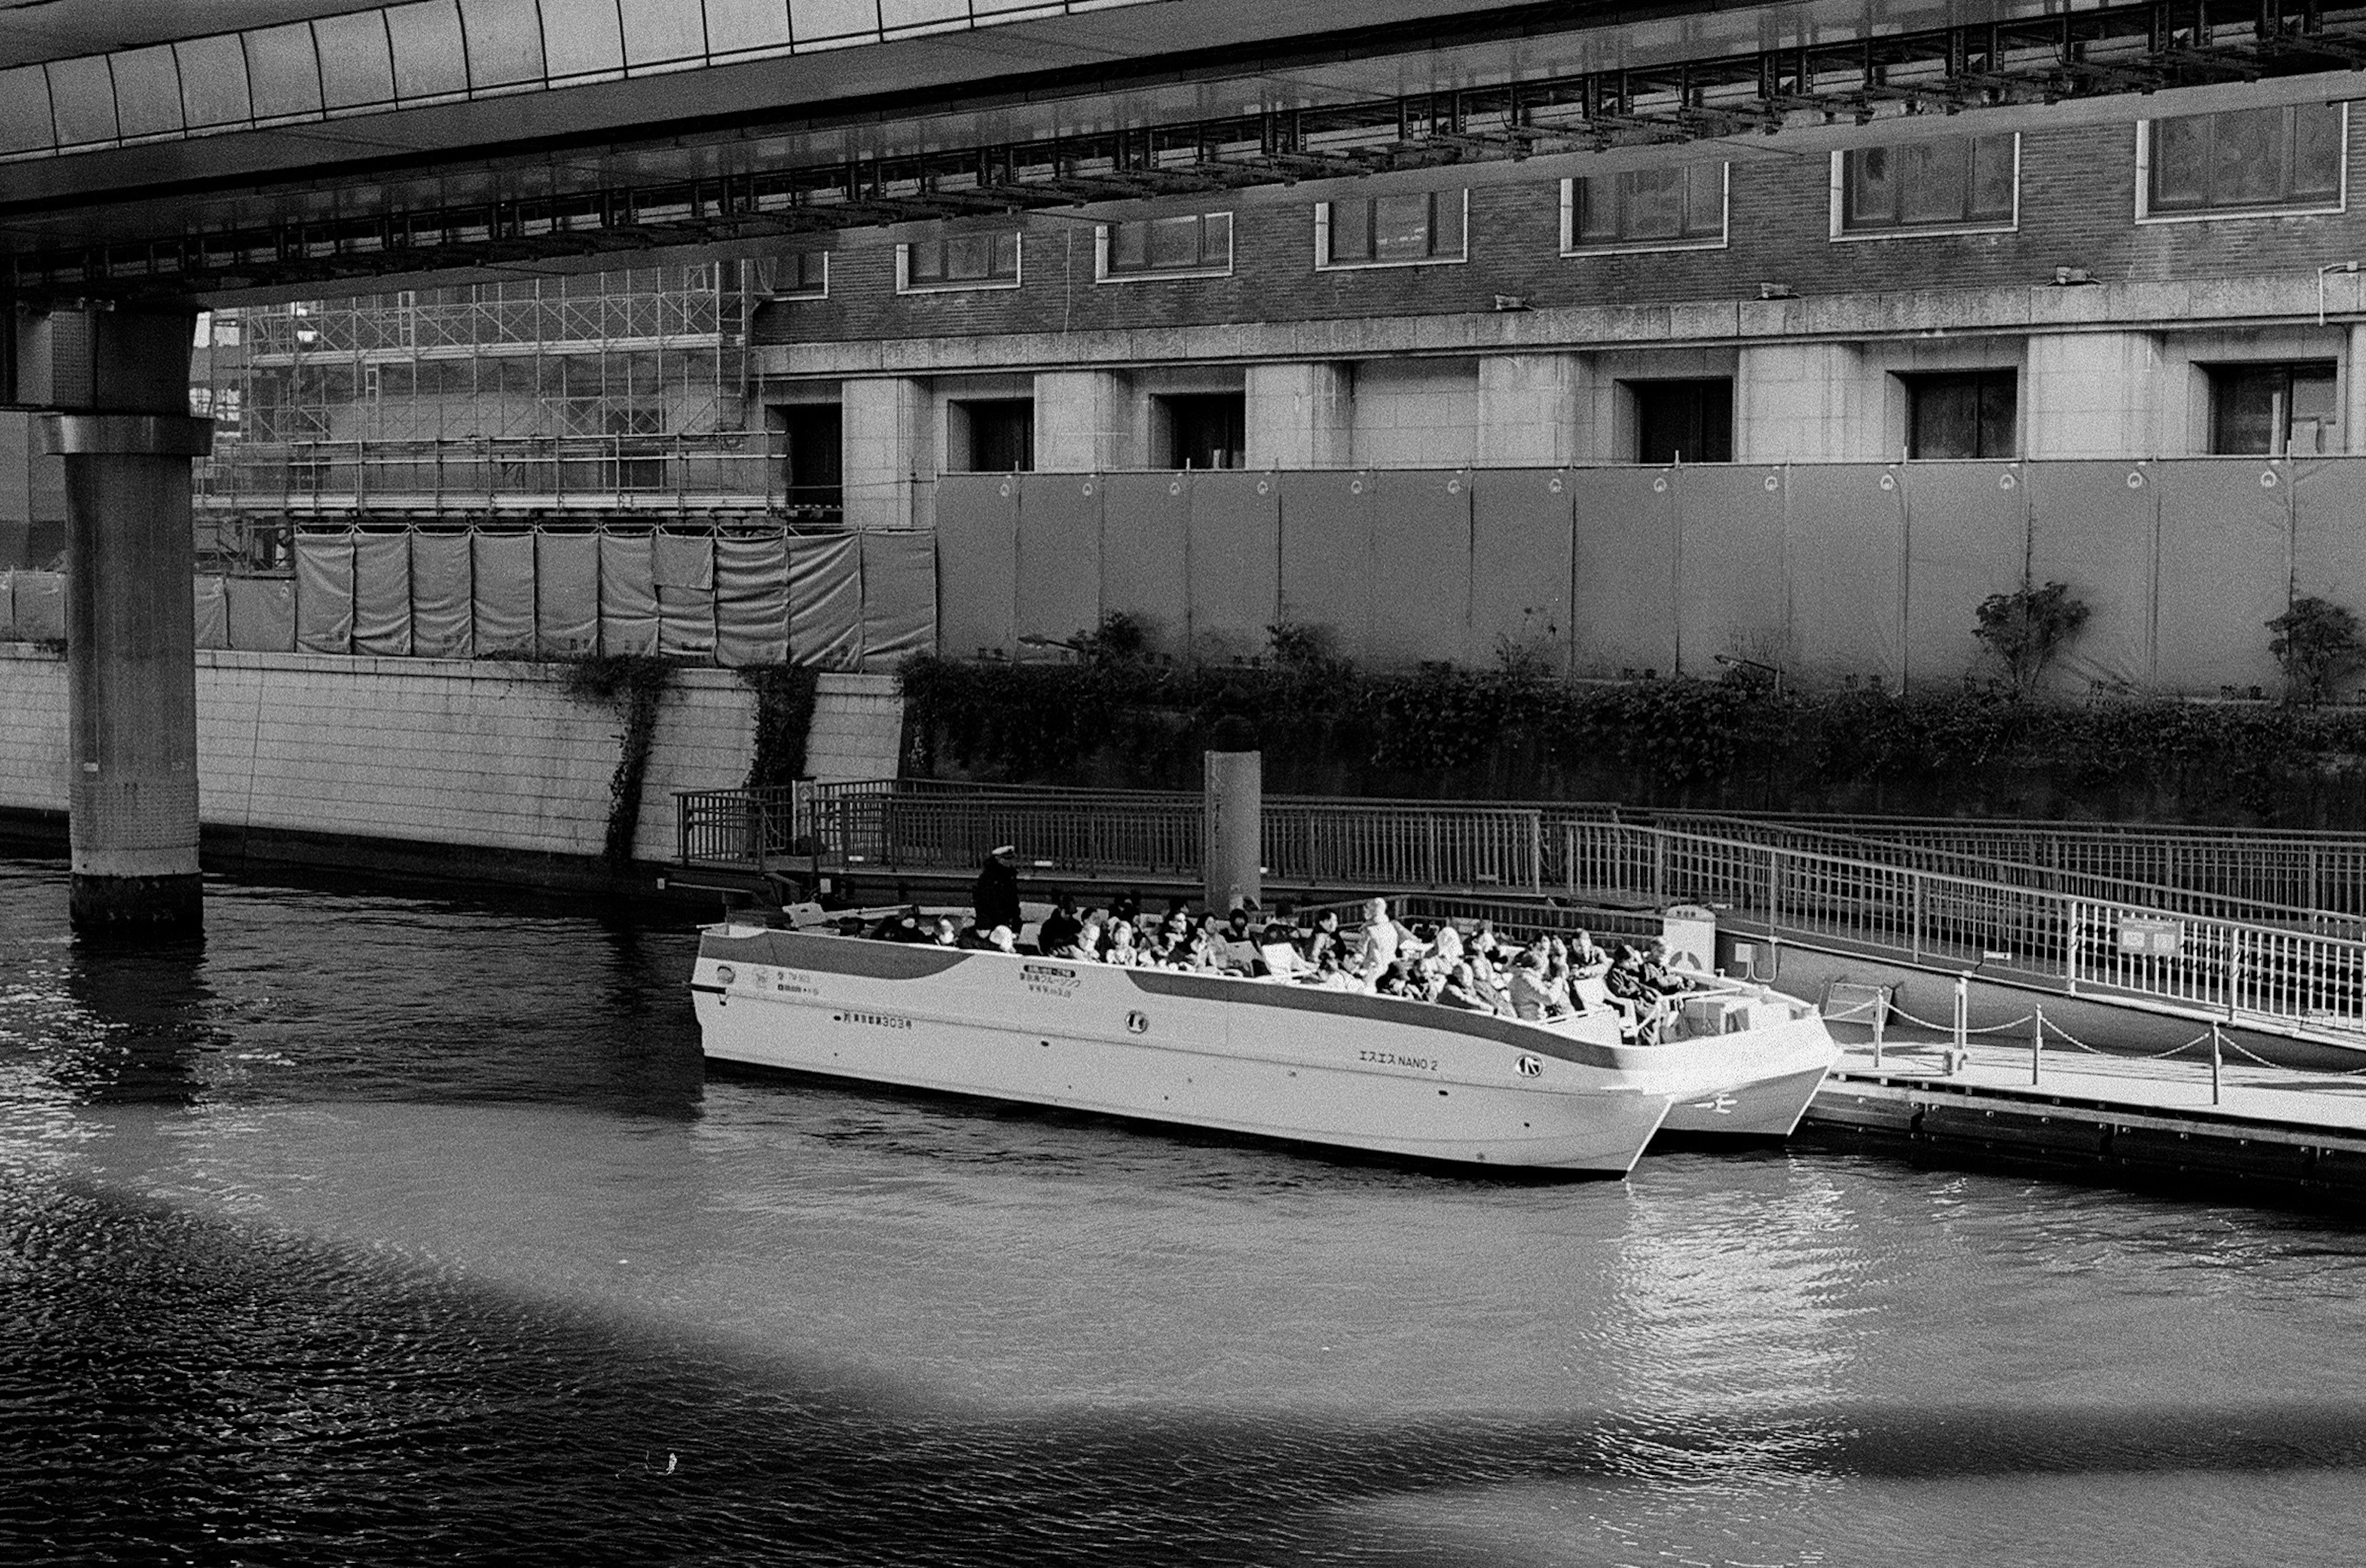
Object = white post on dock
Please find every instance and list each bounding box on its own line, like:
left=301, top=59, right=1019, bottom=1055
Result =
left=2031, top=1002, right=2044, bottom=1086
left=2211, top=1022, right=2224, bottom=1106
left=1872, top=1001, right=1885, bottom=1070
left=1203, top=749, right=1263, bottom=915
left=1949, top=973, right=1969, bottom=1076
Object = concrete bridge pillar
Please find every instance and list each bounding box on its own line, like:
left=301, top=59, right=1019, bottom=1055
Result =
left=33, top=306, right=211, bottom=938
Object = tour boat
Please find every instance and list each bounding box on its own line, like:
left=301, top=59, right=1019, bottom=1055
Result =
left=689, top=914, right=1838, bottom=1174
left=686, top=908, right=1826, bottom=1177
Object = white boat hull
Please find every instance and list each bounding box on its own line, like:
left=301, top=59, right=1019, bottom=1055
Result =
left=691, top=928, right=1840, bottom=1174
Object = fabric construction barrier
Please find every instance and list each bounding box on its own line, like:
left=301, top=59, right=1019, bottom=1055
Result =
left=1370, top=469, right=1471, bottom=668
left=934, top=474, right=1018, bottom=660
left=294, top=533, right=354, bottom=654
left=2026, top=463, right=2156, bottom=693
left=1189, top=471, right=1282, bottom=661
left=1097, top=472, right=1190, bottom=651
left=535, top=531, right=600, bottom=657
left=598, top=532, right=659, bottom=656
left=193, top=575, right=230, bottom=651
left=226, top=576, right=295, bottom=652
left=1673, top=467, right=1789, bottom=678
left=351, top=532, right=413, bottom=657
left=410, top=532, right=473, bottom=659
left=654, top=533, right=717, bottom=658
left=471, top=532, right=537, bottom=657
left=4, top=570, right=63, bottom=642
left=1572, top=468, right=1678, bottom=676
left=2154, top=460, right=2288, bottom=694
left=859, top=531, right=937, bottom=672
left=714, top=533, right=790, bottom=668
left=1277, top=471, right=1369, bottom=661
left=789, top=534, right=861, bottom=670
left=1015, top=474, right=1102, bottom=649
left=1900, top=461, right=2027, bottom=688
left=1466, top=469, right=1572, bottom=668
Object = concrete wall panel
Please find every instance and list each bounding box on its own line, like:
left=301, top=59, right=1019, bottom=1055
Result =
left=1369, top=469, right=1473, bottom=670
left=1276, top=471, right=1372, bottom=662
left=1015, top=473, right=1102, bottom=648
left=1900, top=462, right=2028, bottom=688
left=1571, top=468, right=1677, bottom=676
left=1784, top=464, right=1904, bottom=686
left=1675, top=467, right=1788, bottom=677
left=1189, top=470, right=1282, bottom=662
left=2154, top=460, right=2291, bottom=696
left=1097, top=471, right=1191, bottom=655
left=934, top=473, right=1018, bottom=659
left=2026, top=463, right=2158, bottom=692
left=1466, top=468, right=1573, bottom=668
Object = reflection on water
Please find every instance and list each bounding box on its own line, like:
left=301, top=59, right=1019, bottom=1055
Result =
left=3, top=862, right=2365, bottom=1566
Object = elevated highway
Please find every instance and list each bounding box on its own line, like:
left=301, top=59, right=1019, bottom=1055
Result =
left=9, top=0, right=2366, bottom=934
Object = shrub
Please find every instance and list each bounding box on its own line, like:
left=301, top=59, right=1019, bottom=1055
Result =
left=2268, top=595, right=2364, bottom=706
left=1974, top=581, right=2091, bottom=698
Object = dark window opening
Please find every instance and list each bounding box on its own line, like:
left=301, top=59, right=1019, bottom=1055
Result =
left=1841, top=134, right=2017, bottom=232
left=765, top=252, right=827, bottom=298
left=1325, top=190, right=1465, bottom=265
left=906, top=231, right=1020, bottom=288
left=777, top=403, right=843, bottom=517
left=1906, top=371, right=2018, bottom=459
left=609, top=407, right=665, bottom=490
left=1572, top=165, right=1725, bottom=249
left=1108, top=213, right=1232, bottom=275
left=2210, top=362, right=2339, bottom=455
left=961, top=399, right=1035, bottom=473
left=1632, top=380, right=1733, bottom=464
left=2150, top=103, right=2344, bottom=215
left=1161, top=393, right=1246, bottom=469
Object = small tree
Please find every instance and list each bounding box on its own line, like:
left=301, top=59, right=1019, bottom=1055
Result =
left=1071, top=610, right=1150, bottom=668
left=1974, top=581, right=2090, bottom=698
left=2268, top=595, right=2364, bottom=706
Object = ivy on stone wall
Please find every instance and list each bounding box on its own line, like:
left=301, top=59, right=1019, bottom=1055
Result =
left=898, top=652, right=2366, bottom=828
left=561, top=653, right=675, bottom=866
left=740, top=664, right=821, bottom=790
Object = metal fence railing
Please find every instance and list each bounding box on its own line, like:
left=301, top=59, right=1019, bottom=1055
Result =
left=677, top=784, right=809, bottom=869
left=1563, top=821, right=2366, bottom=1038
left=200, top=432, right=788, bottom=513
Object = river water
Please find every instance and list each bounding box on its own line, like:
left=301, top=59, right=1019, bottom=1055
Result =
left=4, top=860, right=2365, bottom=1566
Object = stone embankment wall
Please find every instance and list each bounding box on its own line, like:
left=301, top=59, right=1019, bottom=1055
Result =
left=0, top=645, right=902, bottom=885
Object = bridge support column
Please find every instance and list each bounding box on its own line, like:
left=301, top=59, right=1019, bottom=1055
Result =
left=37, top=306, right=211, bottom=939
left=1204, top=749, right=1262, bottom=914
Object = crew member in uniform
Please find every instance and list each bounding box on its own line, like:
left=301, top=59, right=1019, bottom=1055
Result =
left=973, top=844, right=1023, bottom=936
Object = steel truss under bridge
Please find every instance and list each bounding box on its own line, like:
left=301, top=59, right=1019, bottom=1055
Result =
left=14, top=0, right=2366, bottom=301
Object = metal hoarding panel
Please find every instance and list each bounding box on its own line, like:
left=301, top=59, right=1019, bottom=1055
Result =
left=10, top=571, right=61, bottom=642
left=1368, top=469, right=1472, bottom=668
left=713, top=533, right=790, bottom=668
left=1899, top=461, right=2028, bottom=688
left=598, top=531, right=659, bottom=656
left=409, top=530, right=474, bottom=659
left=350, top=530, right=413, bottom=657
left=1672, top=466, right=1787, bottom=679
left=1015, top=473, right=1102, bottom=649
left=225, top=576, right=295, bottom=653
left=1189, top=470, right=1283, bottom=662
left=1784, top=464, right=1904, bottom=688
left=2152, top=460, right=2290, bottom=696
left=534, top=531, right=600, bottom=657
left=789, top=533, right=861, bottom=671
left=1466, top=468, right=1573, bottom=670
left=193, top=575, right=230, bottom=651
left=470, top=531, right=537, bottom=658
left=859, top=530, right=937, bottom=670
left=2025, top=461, right=2158, bottom=693
left=1274, top=469, right=1367, bottom=662
left=293, top=532, right=354, bottom=654
left=1096, top=471, right=1190, bottom=657
left=934, top=473, right=1018, bottom=659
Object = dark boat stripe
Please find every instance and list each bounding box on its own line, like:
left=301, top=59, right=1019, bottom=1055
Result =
left=1121, top=968, right=1636, bottom=1067
left=703, top=929, right=974, bottom=980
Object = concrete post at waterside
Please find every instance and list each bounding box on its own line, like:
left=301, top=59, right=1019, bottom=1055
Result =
left=1204, top=750, right=1262, bottom=916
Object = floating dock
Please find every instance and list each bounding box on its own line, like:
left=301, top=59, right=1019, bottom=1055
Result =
left=1808, top=1024, right=2366, bottom=1207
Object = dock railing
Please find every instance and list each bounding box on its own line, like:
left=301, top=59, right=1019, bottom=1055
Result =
left=1564, top=821, right=2366, bottom=1038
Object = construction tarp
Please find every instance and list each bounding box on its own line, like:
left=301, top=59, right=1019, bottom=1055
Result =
left=534, top=531, right=600, bottom=656
left=226, top=576, right=295, bottom=652
left=714, top=533, right=790, bottom=667
left=0, top=572, right=12, bottom=640
left=598, top=532, right=659, bottom=656
left=1899, top=461, right=2027, bottom=687
left=1187, top=471, right=1281, bottom=662
left=1674, top=467, right=1789, bottom=679
left=294, top=533, right=354, bottom=654
left=654, top=532, right=717, bottom=657
left=1096, top=471, right=1191, bottom=656
left=351, top=530, right=412, bottom=656
left=471, top=532, right=537, bottom=657
left=1466, top=468, right=1573, bottom=670
left=790, top=534, right=862, bottom=670
left=860, top=530, right=937, bottom=670
left=1275, top=471, right=1367, bottom=660
left=935, top=473, right=1018, bottom=659
left=193, top=575, right=230, bottom=650
left=1571, top=467, right=1677, bottom=676
left=409, top=532, right=473, bottom=659
left=2026, top=462, right=2157, bottom=693
left=1368, top=469, right=1472, bottom=669
left=1784, top=464, right=1905, bottom=686
left=2153, top=460, right=2290, bottom=695
left=9, top=569, right=60, bottom=642
left=1015, top=474, right=1102, bottom=647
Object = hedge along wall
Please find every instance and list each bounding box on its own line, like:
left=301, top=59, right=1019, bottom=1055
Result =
left=0, top=527, right=939, bottom=670
left=936, top=458, right=2366, bottom=697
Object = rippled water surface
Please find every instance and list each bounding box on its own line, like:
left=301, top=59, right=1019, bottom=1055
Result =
left=4, top=861, right=2366, bottom=1566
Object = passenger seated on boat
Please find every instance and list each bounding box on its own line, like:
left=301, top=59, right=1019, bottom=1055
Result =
left=1352, top=898, right=1400, bottom=982
left=1103, top=919, right=1144, bottom=967
left=1299, top=908, right=1345, bottom=968
left=1468, top=951, right=1512, bottom=1016
left=1430, top=920, right=1465, bottom=967
left=1569, top=930, right=1611, bottom=978
left=868, top=907, right=924, bottom=943
left=1211, top=908, right=1264, bottom=975
left=929, top=915, right=961, bottom=947
left=1541, top=944, right=1583, bottom=1015
left=1049, top=914, right=1102, bottom=962
left=1638, top=940, right=1696, bottom=996
left=1308, top=951, right=1358, bottom=989
left=1505, top=948, right=1558, bottom=1022
left=1605, top=947, right=1671, bottom=1040
left=1375, top=957, right=1421, bottom=997
left=1468, top=919, right=1502, bottom=961
left=1036, top=894, right=1083, bottom=959
left=1436, top=961, right=1494, bottom=1012
left=986, top=924, right=1019, bottom=954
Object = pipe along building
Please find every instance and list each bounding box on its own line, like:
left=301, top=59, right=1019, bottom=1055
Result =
left=12, top=0, right=2366, bottom=933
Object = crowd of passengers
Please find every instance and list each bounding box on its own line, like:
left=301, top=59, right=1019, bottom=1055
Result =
left=852, top=885, right=1701, bottom=1031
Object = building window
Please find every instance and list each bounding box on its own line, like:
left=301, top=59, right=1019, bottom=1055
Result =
left=775, top=403, right=842, bottom=518
left=1563, top=165, right=1726, bottom=253
left=2143, top=103, right=2346, bottom=219
left=762, top=252, right=828, bottom=299
left=955, top=399, right=1035, bottom=472
left=1158, top=393, right=1246, bottom=469
left=1835, top=134, right=2017, bottom=236
left=1101, top=213, right=1232, bottom=280
left=900, top=232, right=1021, bottom=292
left=1317, top=190, right=1467, bottom=269
left=2210, top=362, right=2339, bottom=455
left=1906, top=370, right=2018, bottom=459
left=1632, top=380, right=1732, bottom=463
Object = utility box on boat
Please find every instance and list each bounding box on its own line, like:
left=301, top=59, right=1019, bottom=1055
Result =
left=1661, top=904, right=1717, bottom=975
